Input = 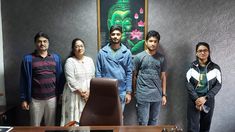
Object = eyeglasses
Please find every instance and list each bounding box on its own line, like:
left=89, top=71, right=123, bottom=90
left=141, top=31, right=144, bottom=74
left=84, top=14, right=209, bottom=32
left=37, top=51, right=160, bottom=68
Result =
left=197, top=49, right=209, bottom=53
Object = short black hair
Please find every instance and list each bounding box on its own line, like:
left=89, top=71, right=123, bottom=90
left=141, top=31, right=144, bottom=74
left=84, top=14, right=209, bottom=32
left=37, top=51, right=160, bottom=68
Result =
left=109, top=25, right=122, bottom=34
left=146, top=30, right=160, bottom=42
left=34, top=31, right=50, bottom=42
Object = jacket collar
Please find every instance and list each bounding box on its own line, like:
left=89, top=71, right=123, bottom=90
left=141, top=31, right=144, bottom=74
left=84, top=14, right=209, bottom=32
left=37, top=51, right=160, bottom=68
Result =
left=192, top=59, right=212, bottom=67
left=102, top=43, right=128, bottom=53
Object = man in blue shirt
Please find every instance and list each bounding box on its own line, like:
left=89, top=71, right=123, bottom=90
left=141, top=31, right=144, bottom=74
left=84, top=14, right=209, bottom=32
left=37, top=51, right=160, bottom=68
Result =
left=96, top=25, right=133, bottom=112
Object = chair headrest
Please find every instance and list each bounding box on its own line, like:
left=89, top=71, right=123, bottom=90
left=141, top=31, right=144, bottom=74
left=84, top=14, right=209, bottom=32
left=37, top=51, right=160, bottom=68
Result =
left=90, top=78, right=118, bottom=97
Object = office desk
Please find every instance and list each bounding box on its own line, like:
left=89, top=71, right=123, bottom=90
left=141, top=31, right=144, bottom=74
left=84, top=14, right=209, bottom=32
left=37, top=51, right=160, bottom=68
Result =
left=12, top=125, right=177, bottom=132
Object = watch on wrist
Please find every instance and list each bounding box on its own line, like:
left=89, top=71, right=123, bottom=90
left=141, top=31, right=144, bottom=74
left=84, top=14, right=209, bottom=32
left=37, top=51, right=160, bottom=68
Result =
left=162, top=93, right=167, bottom=97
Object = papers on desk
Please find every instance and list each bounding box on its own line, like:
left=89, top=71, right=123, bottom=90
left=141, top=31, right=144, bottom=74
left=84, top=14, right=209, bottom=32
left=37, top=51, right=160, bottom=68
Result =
left=0, top=126, right=13, bottom=132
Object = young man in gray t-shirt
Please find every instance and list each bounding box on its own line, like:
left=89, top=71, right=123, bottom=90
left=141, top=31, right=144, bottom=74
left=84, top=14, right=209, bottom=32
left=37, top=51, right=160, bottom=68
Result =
left=133, top=30, right=167, bottom=125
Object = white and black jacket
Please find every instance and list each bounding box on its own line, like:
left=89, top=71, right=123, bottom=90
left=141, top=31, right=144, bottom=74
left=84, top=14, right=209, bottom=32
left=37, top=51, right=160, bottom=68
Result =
left=186, top=60, right=222, bottom=101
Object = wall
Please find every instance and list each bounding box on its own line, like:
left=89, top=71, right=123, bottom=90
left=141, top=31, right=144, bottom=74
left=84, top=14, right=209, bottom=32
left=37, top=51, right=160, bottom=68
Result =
left=1, top=0, right=235, bottom=131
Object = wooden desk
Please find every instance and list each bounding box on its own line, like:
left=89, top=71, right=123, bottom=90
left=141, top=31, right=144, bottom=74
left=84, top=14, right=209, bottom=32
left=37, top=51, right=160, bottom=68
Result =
left=12, top=125, right=178, bottom=132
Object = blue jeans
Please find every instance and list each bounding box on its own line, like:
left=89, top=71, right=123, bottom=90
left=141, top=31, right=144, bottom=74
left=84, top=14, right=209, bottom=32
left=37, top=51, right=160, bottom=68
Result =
left=119, top=92, right=126, bottom=112
left=136, top=100, right=161, bottom=125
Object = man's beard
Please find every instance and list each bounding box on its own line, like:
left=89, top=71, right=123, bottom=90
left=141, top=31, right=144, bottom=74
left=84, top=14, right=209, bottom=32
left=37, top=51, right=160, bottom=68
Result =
left=111, top=39, right=120, bottom=44
left=39, top=47, right=48, bottom=51
left=147, top=46, right=157, bottom=52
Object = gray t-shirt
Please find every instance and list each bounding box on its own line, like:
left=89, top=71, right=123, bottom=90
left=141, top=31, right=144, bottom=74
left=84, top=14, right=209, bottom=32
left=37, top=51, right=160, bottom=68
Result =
left=133, top=51, right=167, bottom=102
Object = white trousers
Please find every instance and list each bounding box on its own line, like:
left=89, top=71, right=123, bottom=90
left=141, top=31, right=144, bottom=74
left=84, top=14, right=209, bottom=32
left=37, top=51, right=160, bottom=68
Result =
left=30, top=97, right=56, bottom=126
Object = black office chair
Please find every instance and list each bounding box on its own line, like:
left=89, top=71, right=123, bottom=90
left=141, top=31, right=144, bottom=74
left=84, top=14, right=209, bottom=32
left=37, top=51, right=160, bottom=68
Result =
left=79, top=78, right=123, bottom=126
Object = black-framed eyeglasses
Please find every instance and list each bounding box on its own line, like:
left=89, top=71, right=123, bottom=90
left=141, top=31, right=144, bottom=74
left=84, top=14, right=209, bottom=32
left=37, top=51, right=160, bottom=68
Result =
left=197, top=49, right=209, bottom=53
